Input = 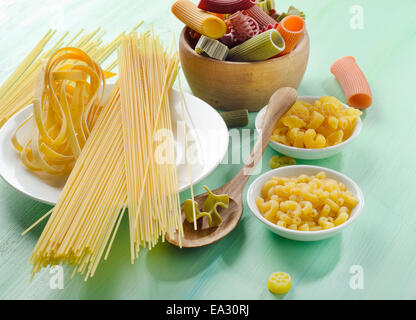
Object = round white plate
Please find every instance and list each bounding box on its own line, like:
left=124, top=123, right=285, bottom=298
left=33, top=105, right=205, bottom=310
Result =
left=0, top=86, right=229, bottom=205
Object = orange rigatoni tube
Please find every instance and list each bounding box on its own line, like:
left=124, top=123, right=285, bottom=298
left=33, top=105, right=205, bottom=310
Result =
left=171, top=0, right=227, bottom=39
left=277, top=15, right=305, bottom=56
left=330, top=56, right=372, bottom=109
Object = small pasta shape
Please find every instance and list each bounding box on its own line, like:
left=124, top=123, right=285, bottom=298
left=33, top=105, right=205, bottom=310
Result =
left=334, top=211, right=349, bottom=226
left=304, top=129, right=326, bottom=149
left=256, top=172, right=359, bottom=231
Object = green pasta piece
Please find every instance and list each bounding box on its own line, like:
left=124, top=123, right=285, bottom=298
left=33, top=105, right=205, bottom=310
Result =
left=184, top=185, right=229, bottom=228
left=184, top=200, right=212, bottom=225
left=257, top=0, right=276, bottom=13
left=228, top=29, right=285, bottom=62
left=269, top=155, right=296, bottom=169
left=277, top=6, right=306, bottom=22
left=221, top=109, right=249, bottom=127
left=195, top=35, right=229, bottom=61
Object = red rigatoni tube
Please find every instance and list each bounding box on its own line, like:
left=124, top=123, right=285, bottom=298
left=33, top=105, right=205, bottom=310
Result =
left=277, top=15, right=305, bottom=56
left=330, top=56, right=372, bottom=109
left=245, top=4, right=276, bottom=29
left=198, top=0, right=256, bottom=14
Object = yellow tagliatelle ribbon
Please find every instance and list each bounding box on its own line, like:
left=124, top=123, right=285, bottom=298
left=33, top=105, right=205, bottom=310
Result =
left=12, top=47, right=106, bottom=175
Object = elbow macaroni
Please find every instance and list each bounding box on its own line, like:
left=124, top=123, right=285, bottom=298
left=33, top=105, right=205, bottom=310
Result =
left=256, top=172, right=358, bottom=231
left=271, top=96, right=362, bottom=149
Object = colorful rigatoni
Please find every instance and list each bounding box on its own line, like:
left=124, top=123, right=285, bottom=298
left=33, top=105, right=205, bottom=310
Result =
left=195, top=35, right=229, bottom=60
left=245, top=3, right=276, bottom=29
left=277, top=15, right=305, bottom=56
left=198, top=0, right=256, bottom=14
left=228, top=11, right=259, bottom=43
left=228, top=29, right=284, bottom=61
left=330, top=56, right=372, bottom=109
left=172, top=0, right=227, bottom=39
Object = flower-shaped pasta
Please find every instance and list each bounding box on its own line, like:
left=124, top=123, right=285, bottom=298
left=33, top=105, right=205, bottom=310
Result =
left=184, top=186, right=230, bottom=227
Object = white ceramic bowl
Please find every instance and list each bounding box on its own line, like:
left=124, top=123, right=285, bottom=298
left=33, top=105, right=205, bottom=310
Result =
left=255, top=96, right=362, bottom=160
left=247, top=165, right=364, bottom=241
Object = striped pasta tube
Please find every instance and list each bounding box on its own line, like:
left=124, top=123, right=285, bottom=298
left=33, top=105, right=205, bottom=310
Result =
left=228, top=11, right=259, bottom=42
left=330, top=56, right=372, bottom=109
left=198, top=0, right=256, bottom=14
left=195, top=35, right=229, bottom=60
left=245, top=4, right=276, bottom=29
left=219, top=32, right=235, bottom=47
left=228, top=29, right=285, bottom=61
left=277, top=15, right=305, bottom=56
left=171, top=0, right=227, bottom=39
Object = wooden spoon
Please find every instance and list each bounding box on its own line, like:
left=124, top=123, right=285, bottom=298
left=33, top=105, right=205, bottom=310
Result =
left=167, top=87, right=298, bottom=248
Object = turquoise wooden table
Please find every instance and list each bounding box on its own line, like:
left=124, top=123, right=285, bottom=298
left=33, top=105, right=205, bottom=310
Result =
left=0, top=0, right=415, bottom=300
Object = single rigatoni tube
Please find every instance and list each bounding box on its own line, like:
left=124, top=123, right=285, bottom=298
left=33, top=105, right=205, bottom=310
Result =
left=245, top=4, right=276, bottom=28
left=228, top=11, right=259, bottom=42
left=277, top=15, right=305, bottom=56
left=228, top=29, right=284, bottom=61
left=172, top=0, right=227, bottom=39
left=330, top=56, right=372, bottom=109
left=198, top=0, right=256, bottom=14
left=195, top=35, right=229, bottom=60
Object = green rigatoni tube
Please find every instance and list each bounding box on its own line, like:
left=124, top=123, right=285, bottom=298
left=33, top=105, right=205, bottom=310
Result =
left=228, top=29, right=285, bottom=62
left=221, top=109, right=249, bottom=127
left=195, top=36, right=229, bottom=60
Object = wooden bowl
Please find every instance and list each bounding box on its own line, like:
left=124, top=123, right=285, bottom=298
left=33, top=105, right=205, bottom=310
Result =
left=179, top=27, right=310, bottom=112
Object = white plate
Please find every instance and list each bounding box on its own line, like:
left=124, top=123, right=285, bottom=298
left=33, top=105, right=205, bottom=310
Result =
left=247, top=165, right=364, bottom=241
left=0, top=85, right=229, bottom=205
left=255, top=96, right=362, bottom=160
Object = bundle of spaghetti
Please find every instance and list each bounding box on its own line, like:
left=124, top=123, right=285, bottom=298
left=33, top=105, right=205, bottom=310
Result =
left=30, top=85, right=128, bottom=280
left=198, top=0, right=256, bottom=14
left=276, top=15, right=305, bottom=56
left=171, top=0, right=227, bottom=39
left=228, top=10, right=259, bottom=43
left=228, top=28, right=284, bottom=61
left=245, top=4, right=276, bottom=29
left=0, top=22, right=144, bottom=128
left=11, top=47, right=106, bottom=175
left=119, top=32, right=183, bottom=260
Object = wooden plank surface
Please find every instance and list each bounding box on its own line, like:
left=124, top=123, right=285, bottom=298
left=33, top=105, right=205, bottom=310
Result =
left=0, top=0, right=415, bottom=299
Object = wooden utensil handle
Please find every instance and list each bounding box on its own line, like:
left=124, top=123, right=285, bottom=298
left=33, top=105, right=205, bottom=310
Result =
left=226, top=87, right=297, bottom=198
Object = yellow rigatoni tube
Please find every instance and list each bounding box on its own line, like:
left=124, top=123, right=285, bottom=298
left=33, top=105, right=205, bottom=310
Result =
left=171, top=0, right=227, bottom=39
